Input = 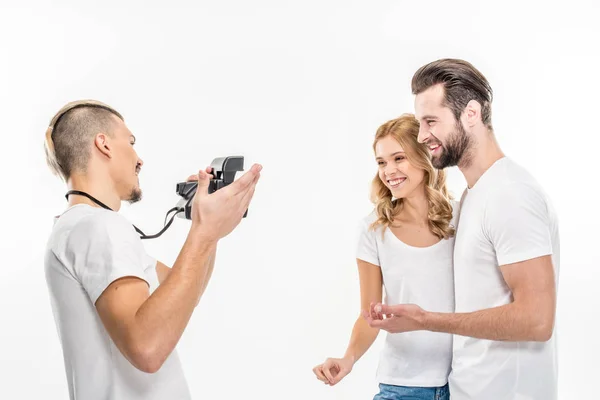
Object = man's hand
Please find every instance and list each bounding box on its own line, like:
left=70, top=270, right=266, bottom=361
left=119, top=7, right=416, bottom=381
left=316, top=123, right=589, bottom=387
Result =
left=190, top=163, right=261, bottom=241
left=362, top=303, right=426, bottom=333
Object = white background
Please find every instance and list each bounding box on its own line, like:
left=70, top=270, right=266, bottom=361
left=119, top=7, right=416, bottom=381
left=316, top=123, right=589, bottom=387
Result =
left=1, top=0, right=598, bottom=399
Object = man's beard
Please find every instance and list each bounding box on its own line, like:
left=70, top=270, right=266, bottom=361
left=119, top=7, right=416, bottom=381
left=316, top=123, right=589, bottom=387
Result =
left=431, top=120, right=473, bottom=169
left=127, top=187, right=142, bottom=204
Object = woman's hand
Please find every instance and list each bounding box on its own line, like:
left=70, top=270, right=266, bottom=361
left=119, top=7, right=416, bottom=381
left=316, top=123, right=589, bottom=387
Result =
left=312, top=356, right=354, bottom=386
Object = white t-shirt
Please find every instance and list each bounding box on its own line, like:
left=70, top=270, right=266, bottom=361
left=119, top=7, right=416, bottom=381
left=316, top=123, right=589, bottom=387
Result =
left=44, top=204, right=191, bottom=400
left=450, top=157, right=560, bottom=400
left=356, top=201, right=459, bottom=387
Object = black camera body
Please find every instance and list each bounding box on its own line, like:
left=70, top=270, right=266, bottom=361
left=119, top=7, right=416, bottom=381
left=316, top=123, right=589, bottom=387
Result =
left=175, top=156, right=247, bottom=220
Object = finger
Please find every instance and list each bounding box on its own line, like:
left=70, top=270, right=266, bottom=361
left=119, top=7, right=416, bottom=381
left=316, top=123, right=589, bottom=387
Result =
left=366, top=317, right=386, bottom=330
left=238, top=178, right=258, bottom=213
left=313, top=365, right=328, bottom=383
left=235, top=166, right=261, bottom=199
left=228, top=164, right=262, bottom=196
left=370, top=302, right=380, bottom=320
left=331, top=368, right=348, bottom=385
left=194, top=170, right=212, bottom=198
left=187, top=166, right=214, bottom=182
left=237, top=168, right=260, bottom=209
left=379, top=303, right=397, bottom=317
left=322, top=365, right=335, bottom=384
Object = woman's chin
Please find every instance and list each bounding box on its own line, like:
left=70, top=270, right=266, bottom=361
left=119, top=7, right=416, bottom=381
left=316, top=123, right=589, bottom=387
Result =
left=390, top=188, right=405, bottom=199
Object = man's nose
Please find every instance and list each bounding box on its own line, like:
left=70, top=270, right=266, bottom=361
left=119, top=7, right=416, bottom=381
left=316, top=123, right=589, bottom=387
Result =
left=137, top=158, right=144, bottom=167
left=417, top=124, right=430, bottom=144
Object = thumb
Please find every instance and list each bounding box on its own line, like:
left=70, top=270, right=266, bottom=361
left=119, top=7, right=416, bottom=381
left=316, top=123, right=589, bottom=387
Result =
left=376, top=303, right=393, bottom=316
left=194, top=170, right=211, bottom=198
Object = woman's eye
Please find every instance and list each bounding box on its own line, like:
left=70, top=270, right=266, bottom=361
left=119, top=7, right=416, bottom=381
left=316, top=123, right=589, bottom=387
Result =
left=396, top=157, right=404, bottom=162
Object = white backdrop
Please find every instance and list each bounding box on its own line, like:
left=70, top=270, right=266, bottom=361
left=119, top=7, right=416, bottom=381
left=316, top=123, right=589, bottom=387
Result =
left=1, top=1, right=598, bottom=399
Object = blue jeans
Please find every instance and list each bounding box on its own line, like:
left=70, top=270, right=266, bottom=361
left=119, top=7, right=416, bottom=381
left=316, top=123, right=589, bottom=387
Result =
left=373, top=383, right=449, bottom=400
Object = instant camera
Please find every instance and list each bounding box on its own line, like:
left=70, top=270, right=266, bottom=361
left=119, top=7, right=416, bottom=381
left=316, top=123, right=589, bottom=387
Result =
left=175, top=156, right=247, bottom=220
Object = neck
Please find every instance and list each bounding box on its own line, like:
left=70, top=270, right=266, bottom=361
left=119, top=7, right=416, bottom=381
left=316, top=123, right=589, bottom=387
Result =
left=398, top=185, right=429, bottom=225
left=459, top=128, right=505, bottom=188
left=67, top=173, right=122, bottom=211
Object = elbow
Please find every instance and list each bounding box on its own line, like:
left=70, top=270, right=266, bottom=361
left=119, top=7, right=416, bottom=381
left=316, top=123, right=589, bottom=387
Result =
left=531, top=316, right=555, bottom=342
left=532, top=324, right=553, bottom=342
left=136, top=356, right=163, bottom=374
left=128, top=343, right=166, bottom=374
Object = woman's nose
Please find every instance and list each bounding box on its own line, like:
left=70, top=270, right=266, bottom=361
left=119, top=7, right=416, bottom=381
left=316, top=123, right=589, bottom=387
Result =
left=385, top=163, right=398, bottom=176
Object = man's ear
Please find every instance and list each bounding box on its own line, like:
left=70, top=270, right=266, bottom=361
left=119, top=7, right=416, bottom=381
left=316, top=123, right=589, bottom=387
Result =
left=94, top=133, right=112, bottom=159
left=464, top=100, right=482, bottom=128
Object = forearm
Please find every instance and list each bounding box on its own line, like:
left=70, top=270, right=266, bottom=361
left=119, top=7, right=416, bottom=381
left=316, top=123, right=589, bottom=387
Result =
left=199, top=248, right=217, bottom=298
left=344, top=316, right=380, bottom=363
left=133, top=227, right=217, bottom=363
left=424, top=301, right=550, bottom=342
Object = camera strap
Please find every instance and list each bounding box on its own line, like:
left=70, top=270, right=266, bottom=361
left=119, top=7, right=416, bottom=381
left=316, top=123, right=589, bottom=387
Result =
left=65, top=190, right=181, bottom=240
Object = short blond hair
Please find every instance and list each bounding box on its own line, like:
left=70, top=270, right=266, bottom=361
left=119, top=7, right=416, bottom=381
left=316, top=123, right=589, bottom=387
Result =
left=44, top=100, right=123, bottom=181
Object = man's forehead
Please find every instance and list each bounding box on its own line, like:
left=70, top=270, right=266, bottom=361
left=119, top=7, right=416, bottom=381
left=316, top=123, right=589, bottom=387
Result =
left=111, top=116, right=129, bottom=134
left=414, top=84, right=445, bottom=118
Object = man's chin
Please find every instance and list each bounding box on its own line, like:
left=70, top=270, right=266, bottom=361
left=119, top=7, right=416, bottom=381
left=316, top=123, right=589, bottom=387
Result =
left=431, top=151, right=446, bottom=169
left=127, top=188, right=143, bottom=204
left=432, top=154, right=455, bottom=169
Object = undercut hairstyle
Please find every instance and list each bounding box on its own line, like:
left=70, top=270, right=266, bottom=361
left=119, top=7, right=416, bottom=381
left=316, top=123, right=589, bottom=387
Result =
left=44, top=100, right=123, bottom=182
left=411, top=58, right=494, bottom=130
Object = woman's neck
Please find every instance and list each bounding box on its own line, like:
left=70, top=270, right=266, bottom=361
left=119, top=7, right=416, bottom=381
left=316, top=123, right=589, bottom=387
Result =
left=397, top=185, right=429, bottom=226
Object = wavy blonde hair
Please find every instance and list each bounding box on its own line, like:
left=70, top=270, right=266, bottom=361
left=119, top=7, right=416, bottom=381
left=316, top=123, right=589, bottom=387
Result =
left=369, top=113, right=455, bottom=239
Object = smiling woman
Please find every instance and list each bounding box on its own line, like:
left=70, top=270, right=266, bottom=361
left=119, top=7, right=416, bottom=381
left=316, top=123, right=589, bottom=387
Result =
left=370, top=114, right=455, bottom=241
left=312, top=113, right=459, bottom=400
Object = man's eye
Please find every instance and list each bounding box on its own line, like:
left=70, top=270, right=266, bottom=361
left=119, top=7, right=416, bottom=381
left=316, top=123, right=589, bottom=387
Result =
left=427, top=120, right=435, bottom=125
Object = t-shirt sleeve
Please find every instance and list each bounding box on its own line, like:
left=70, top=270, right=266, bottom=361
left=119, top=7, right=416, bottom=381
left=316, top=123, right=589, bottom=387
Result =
left=484, top=182, right=553, bottom=266
left=66, top=213, right=150, bottom=304
left=143, top=252, right=158, bottom=274
left=355, top=217, right=380, bottom=266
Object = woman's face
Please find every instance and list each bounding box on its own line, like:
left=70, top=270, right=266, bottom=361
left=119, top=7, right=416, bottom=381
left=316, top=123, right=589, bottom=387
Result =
left=375, top=135, right=425, bottom=199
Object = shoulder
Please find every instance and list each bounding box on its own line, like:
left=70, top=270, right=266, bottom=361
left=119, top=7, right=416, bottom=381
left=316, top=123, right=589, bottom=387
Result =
left=357, top=209, right=384, bottom=234
left=68, top=209, right=138, bottom=245
left=360, top=209, right=383, bottom=227
left=490, top=176, right=549, bottom=209
left=361, top=209, right=378, bottom=225
left=480, top=158, right=548, bottom=206
left=481, top=166, right=556, bottom=236
left=494, top=158, right=545, bottom=190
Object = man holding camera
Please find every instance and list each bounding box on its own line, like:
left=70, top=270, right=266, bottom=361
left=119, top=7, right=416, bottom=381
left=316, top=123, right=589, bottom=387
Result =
left=43, top=99, right=262, bottom=400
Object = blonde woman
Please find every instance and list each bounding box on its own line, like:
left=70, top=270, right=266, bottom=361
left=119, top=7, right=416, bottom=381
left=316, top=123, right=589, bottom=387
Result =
left=313, top=114, right=458, bottom=400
